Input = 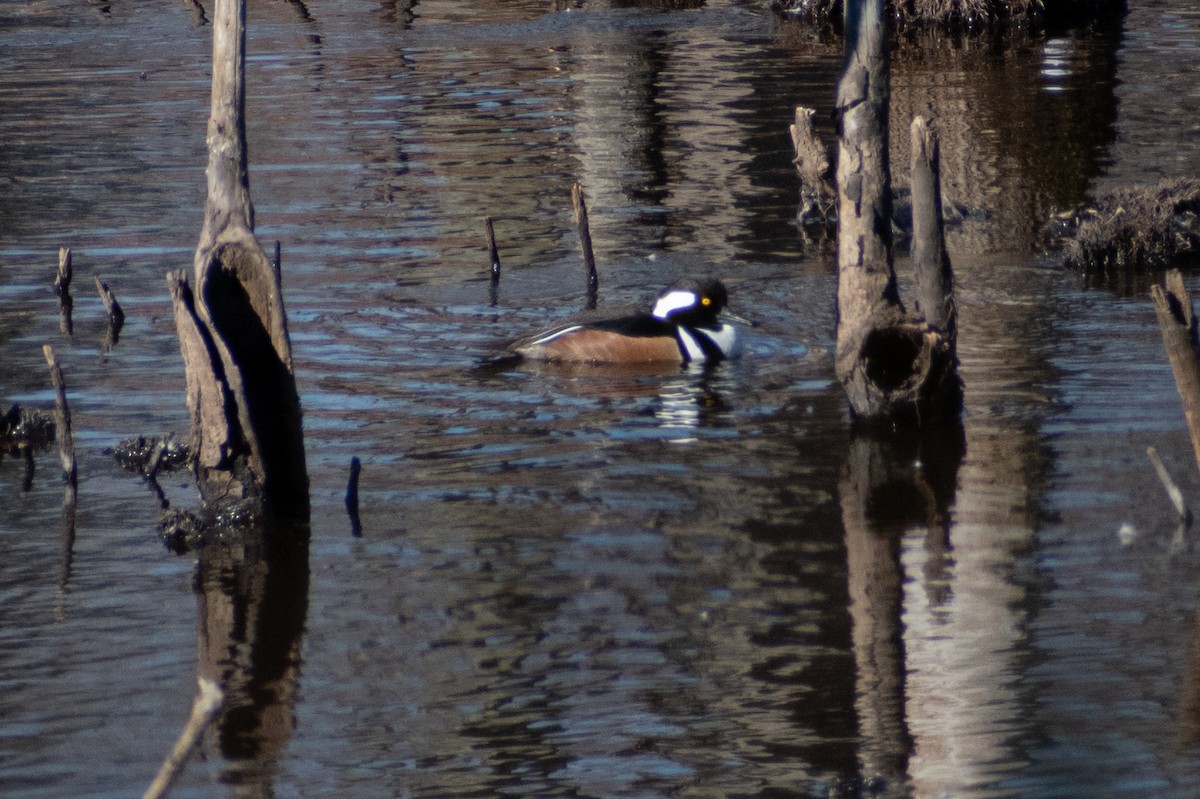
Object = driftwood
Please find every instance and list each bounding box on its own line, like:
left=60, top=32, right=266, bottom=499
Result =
left=834, top=0, right=959, bottom=425
left=1151, top=270, right=1200, bottom=477
left=571, top=182, right=599, bottom=309
left=169, top=0, right=308, bottom=522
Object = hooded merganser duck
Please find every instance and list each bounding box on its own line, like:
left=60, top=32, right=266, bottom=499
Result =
left=510, top=279, right=744, bottom=365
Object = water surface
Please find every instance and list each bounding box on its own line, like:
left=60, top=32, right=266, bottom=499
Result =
left=3, top=1, right=1200, bottom=797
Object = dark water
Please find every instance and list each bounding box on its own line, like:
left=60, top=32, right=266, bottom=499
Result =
left=3, top=1, right=1200, bottom=797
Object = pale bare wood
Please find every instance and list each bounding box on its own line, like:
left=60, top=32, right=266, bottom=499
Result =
left=142, top=678, right=224, bottom=799
left=42, top=344, right=77, bottom=505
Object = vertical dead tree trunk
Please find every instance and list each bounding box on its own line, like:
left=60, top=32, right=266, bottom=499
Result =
left=834, top=0, right=958, bottom=425
left=169, top=0, right=308, bottom=522
left=1152, top=270, right=1200, bottom=475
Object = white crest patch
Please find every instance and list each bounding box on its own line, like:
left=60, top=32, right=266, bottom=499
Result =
left=652, top=290, right=699, bottom=320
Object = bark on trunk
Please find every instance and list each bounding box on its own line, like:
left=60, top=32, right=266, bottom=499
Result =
left=910, top=117, right=955, bottom=339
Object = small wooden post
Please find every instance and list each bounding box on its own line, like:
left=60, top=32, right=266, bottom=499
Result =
left=55, top=247, right=74, bottom=335
left=345, top=456, right=362, bottom=537
left=571, top=182, right=599, bottom=308
left=95, top=276, right=126, bottom=353
left=42, top=345, right=78, bottom=505
left=484, top=216, right=502, bottom=286
left=1151, top=270, right=1200, bottom=475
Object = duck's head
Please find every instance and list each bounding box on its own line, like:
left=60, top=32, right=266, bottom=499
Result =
left=650, top=279, right=731, bottom=328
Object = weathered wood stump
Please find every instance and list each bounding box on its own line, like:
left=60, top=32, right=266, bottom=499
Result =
left=790, top=105, right=838, bottom=237
left=834, top=0, right=960, bottom=425
left=169, top=0, right=308, bottom=523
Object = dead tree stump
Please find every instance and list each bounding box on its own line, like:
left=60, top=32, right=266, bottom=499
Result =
left=834, top=0, right=959, bottom=425
left=170, top=0, right=308, bottom=522
left=910, top=117, right=955, bottom=339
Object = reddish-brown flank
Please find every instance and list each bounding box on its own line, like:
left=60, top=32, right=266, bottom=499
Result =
left=515, top=328, right=682, bottom=364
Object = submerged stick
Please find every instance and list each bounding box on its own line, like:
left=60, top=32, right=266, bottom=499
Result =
left=1147, top=446, right=1191, bottom=523
left=571, top=183, right=598, bottom=308
left=484, top=216, right=501, bottom=286
left=42, top=345, right=77, bottom=505
left=142, top=678, right=225, bottom=799
left=55, top=247, right=74, bottom=335
left=346, top=456, right=362, bottom=537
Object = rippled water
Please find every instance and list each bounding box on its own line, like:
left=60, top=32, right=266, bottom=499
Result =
left=4, top=1, right=1200, bottom=797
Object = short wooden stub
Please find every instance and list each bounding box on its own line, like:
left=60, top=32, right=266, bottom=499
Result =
left=42, top=344, right=78, bottom=505
left=571, top=182, right=599, bottom=307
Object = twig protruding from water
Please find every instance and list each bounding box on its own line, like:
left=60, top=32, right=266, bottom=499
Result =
left=346, top=456, right=362, bottom=537
left=571, top=182, right=598, bottom=309
left=42, top=344, right=77, bottom=506
left=55, top=247, right=74, bottom=335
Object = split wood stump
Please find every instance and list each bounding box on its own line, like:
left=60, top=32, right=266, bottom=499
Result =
left=169, top=0, right=308, bottom=522
left=834, top=0, right=960, bottom=425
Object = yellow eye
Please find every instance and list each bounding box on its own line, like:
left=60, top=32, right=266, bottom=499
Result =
left=701, top=297, right=712, bottom=307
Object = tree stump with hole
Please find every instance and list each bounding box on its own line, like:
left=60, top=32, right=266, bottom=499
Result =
left=169, top=0, right=308, bottom=523
left=834, top=0, right=960, bottom=425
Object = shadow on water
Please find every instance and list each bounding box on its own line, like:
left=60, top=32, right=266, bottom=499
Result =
left=195, top=533, right=311, bottom=796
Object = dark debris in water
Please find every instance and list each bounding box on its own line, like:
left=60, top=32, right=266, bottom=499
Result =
left=1059, top=178, right=1200, bottom=273
left=158, top=499, right=262, bottom=555
left=113, top=434, right=192, bottom=475
left=0, top=404, right=55, bottom=457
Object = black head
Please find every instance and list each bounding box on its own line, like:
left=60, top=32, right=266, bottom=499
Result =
left=650, top=279, right=729, bottom=327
